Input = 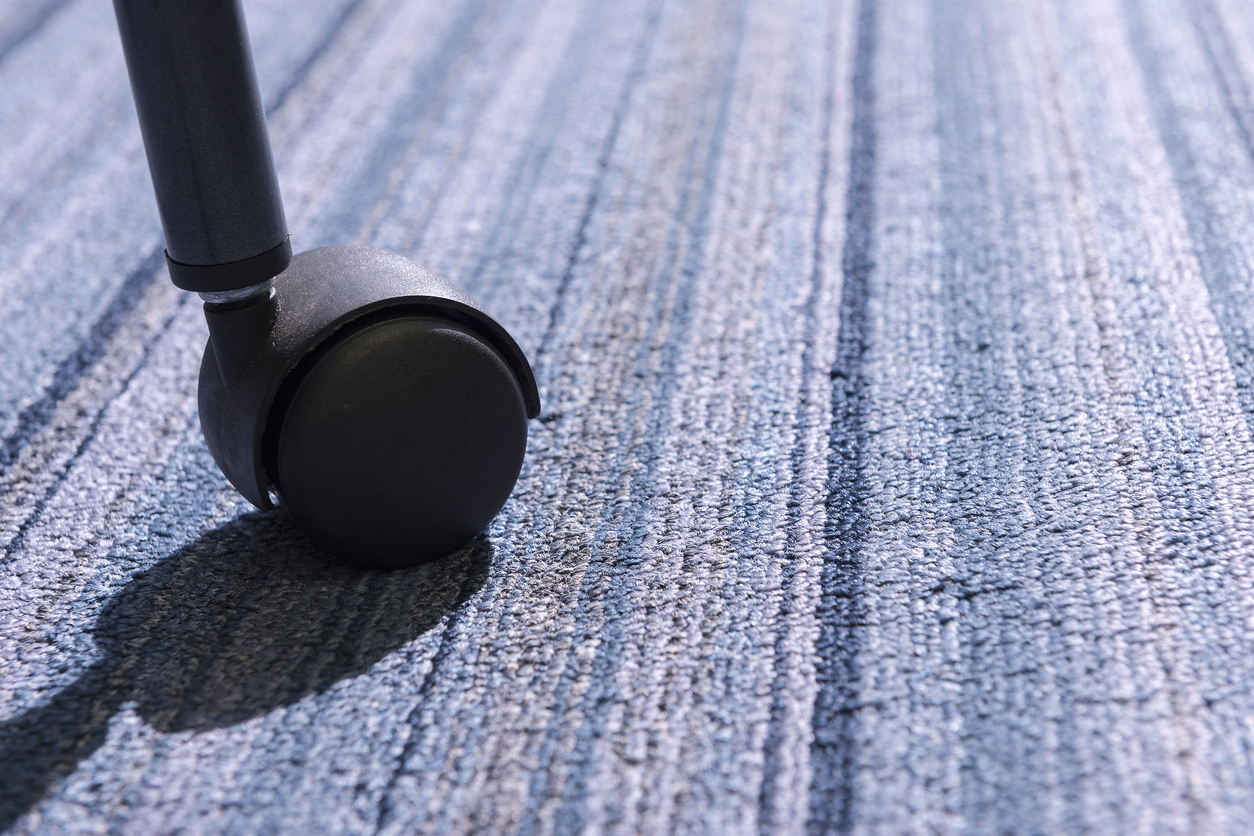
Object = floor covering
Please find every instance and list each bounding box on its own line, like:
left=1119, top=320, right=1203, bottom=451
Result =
left=5, top=0, right=1254, bottom=832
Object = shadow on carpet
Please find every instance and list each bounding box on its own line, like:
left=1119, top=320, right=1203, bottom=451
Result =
left=0, top=511, right=491, bottom=829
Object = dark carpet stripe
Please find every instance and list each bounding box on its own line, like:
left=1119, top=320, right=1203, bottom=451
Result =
left=551, top=0, right=752, bottom=824
left=535, top=5, right=650, bottom=365
left=373, top=546, right=490, bottom=832
left=0, top=0, right=73, bottom=67
left=514, top=1, right=667, bottom=825
left=262, top=0, right=368, bottom=118
left=356, top=0, right=555, bottom=261
left=456, top=0, right=659, bottom=340
left=309, top=0, right=498, bottom=243
left=261, top=0, right=366, bottom=117
left=0, top=248, right=164, bottom=480
left=0, top=292, right=189, bottom=570
left=759, top=0, right=842, bottom=828
left=1131, top=0, right=1254, bottom=427
left=0, top=0, right=364, bottom=544
left=807, top=0, right=876, bottom=830
left=931, top=0, right=1031, bottom=827
left=1192, top=0, right=1254, bottom=170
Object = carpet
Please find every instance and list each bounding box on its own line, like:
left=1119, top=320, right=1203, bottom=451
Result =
left=4, top=0, right=1254, bottom=832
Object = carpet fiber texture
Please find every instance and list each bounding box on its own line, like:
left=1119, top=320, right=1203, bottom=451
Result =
left=5, top=0, right=1254, bottom=832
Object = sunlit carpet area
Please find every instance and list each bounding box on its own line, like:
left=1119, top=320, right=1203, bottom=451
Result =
left=6, top=0, right=1254, bottom=832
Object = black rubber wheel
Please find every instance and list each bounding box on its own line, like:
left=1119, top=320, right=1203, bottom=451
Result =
left=271, top=314, right=528, bottom=569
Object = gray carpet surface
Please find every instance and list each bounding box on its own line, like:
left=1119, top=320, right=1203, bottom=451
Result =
left=4, top=0, right=1254, bottom=832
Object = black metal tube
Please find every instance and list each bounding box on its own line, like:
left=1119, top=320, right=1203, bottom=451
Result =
left=112, top=0, right=291, bottom=293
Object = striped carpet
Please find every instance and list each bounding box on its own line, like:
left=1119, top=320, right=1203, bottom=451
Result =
left=5, top=0, right=1254, bottom=832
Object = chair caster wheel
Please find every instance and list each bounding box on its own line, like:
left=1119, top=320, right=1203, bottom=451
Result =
left=197, top=246, right=540, bottom=569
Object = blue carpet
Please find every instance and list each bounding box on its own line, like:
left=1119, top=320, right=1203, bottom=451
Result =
left=6, top=0, right=1254, bottom=832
